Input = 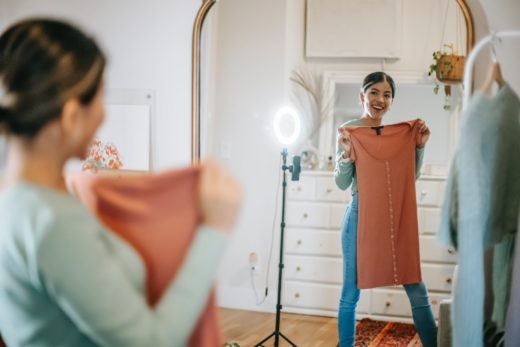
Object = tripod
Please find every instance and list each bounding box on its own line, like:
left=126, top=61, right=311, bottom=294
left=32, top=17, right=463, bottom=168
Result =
left=255, top=148, right=300, bottom=347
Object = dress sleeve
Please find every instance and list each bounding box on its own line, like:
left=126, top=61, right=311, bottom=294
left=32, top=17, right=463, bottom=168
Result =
left=415, top=146, right=425, bottom=179
left=334, top=131, right=355, bottom=191
left=36, top=215, right=227, bottom=347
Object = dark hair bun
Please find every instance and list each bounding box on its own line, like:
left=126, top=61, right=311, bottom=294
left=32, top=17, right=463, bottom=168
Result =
left=0, top=18, right=106, bottom=138
left=362, top=71, right=396, bottom=99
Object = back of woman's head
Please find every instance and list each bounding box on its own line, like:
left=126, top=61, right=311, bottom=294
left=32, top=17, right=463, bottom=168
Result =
left=361, top=71, right=396, bottom=98
left=0, top=18, right=105, bottom=138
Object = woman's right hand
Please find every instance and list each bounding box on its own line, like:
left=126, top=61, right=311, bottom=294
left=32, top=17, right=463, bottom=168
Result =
left=337, top=127, right=352, bottom=160
left=198, top=160, right=243, bottom=234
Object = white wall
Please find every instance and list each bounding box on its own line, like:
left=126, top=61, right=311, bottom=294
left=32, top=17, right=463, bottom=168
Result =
left=478, top=0, right=520, bottom=93
left=205, top=0, right=288, bottom=312
left=0, top=0, right=201, bottom=169
left=287, top=0, right=470, bottom=73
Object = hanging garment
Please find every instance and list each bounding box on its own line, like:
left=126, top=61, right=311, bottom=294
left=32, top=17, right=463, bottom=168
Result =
left=346, top=119, right=422, bottom=289
left=438, top=84, right=520, bottom=347
left=68, top=168, right=222, bottom=347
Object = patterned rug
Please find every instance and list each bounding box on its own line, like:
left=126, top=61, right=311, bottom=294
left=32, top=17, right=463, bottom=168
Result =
left=355, top=318, right=422, bottom=347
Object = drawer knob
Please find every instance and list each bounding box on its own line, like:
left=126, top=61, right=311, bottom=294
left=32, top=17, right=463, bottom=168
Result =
left=294, top=293, right=300, bottom=299
left=421, top=190, right=428, bottom=196
left=297, top=186, right=302, bottom=192
left=448, top=249, right=455, bottom=255
left=296, top=266, right=301, bottom=272
left=446, top=278, right=452, bottom=284
left=297, top=240, right=302, bottom=245
left=303, top=213, right=308, bottom=219
left=326, top=188, right=333, bottom=193
left=385, top=301, right=391, bottom=308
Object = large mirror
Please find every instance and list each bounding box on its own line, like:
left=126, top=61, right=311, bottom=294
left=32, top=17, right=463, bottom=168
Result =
left=197, top=0, right=474, bottom=341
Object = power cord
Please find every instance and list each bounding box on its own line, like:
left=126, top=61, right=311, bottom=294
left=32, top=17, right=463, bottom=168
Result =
left=250, top=156, right=282, bottom=305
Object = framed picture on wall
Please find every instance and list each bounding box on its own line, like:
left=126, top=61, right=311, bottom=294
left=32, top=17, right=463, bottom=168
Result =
left=66, top=89, right=154, bottom=173
left=305, top=0, right=403, bottom=58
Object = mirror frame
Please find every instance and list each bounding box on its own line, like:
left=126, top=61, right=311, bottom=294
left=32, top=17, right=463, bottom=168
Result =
left=191, top=0, right=217, bottom=164
left=456, top=0, right=475, bottom=54
left=190, top=0, right=475, bottom=164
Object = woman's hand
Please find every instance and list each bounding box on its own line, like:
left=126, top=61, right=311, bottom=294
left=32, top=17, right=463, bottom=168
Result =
left=416, top=119, right=431, bottom=148
left=337, top=126, right=352, bottom=160
left=199, top=160, right=243, bottom=234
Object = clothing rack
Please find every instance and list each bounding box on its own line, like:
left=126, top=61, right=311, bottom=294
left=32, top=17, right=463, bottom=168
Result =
left=463, top=30, right=520, bottom=108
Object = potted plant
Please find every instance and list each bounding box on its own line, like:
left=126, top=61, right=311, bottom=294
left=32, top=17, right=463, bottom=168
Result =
left=427, top=43, right=465, bottom=111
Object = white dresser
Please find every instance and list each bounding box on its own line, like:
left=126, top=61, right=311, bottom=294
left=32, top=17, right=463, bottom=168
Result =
left=282, top=170, right=455, bottom=323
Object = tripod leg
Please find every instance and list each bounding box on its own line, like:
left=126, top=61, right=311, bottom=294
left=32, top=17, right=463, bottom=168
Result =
left=254, top=332, right=276, bottom=347
left=280, top=331, right=298, bottom=346
left=254, top=160, right=299, bottom=347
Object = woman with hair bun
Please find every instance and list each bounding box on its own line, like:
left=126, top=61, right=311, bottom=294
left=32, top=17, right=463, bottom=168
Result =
left=0, top=18, right=241, bottom=347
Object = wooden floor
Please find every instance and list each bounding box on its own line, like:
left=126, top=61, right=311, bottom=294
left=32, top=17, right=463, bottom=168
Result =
left=220, top=308, right=338, bottom=347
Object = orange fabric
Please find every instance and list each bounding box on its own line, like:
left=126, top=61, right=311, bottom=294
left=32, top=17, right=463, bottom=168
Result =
left=347, top=119, right=422, bottom=289
left=67, top=168, right=221, bottom=347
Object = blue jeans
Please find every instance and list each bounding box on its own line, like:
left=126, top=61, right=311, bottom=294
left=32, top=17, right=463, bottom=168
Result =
left=338, top=193, right=438, bottom=347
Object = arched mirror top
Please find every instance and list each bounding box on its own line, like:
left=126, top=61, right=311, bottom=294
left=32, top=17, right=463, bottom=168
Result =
left=191, top=0, right=477, bottom=165
left=456, top=0, right=475, bottom=53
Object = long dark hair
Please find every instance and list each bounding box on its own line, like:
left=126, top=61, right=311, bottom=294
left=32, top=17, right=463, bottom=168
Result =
left=361, top=72, right=396, bottom=98
left=0, top=18, right=106, bottom=138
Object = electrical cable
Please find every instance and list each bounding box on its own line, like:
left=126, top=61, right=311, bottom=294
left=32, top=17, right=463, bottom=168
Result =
left=250, top=155, right=282, bottom=305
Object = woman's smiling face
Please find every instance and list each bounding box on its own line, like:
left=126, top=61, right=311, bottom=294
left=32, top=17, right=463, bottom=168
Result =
left=359, top=80, right=393, bottom=121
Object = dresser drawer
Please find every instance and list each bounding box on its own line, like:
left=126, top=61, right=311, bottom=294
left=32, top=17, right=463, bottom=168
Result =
left=429, top=293, right=450, bottom=320
left=315, top=177, right=349, bottom=202
left=286, top=202, right=329, bottom=228
left=283, top=281, right=370, bottom=313
left=287, top=176, right=315, bottom=200
left=416, top=180, right=446, bottom=207
left=418, top=207, right=441, bottom=235
left=420, top=235, right=457, bottom=263
left=372, top=289, right=449, bottom=319
left=371, top=289, right=412, bottom=317
left=285, top=255, right=342, bottom=284
left=422, top=264, right=455, bottom=292
left=285, top=229, right=341, bottom=256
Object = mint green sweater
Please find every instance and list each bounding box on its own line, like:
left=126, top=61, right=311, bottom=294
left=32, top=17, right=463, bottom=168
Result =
left=334, top=118, right=425, bottom=192
left=0, top=182, right=228, bottom=347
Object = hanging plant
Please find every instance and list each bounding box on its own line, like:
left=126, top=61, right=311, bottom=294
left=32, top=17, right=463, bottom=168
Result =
left=426, top=0, right=467, bottom=111
left=427, top=43, right=465, bottom=111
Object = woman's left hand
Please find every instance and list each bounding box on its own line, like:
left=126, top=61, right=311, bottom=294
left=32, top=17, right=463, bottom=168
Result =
left=416, top=119, right=430, bottom=148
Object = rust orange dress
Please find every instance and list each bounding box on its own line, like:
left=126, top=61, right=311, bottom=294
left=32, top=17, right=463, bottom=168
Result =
left=68, top=168, right=222, bottom=347
left=346, top=119, right=422, bottom=289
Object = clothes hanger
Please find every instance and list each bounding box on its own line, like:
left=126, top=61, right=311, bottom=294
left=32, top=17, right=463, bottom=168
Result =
left=481, top=32, right=505, bottom=95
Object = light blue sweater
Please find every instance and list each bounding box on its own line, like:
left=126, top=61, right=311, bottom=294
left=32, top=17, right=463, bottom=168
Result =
left=334, top=118, right=425, bottom=192
left=438, top=84, right=520, bottom=347
left=0, top=181, right=228, bottom=347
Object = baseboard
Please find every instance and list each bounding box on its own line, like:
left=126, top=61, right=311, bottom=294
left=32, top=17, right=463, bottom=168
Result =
left=217, top=284, right=277, bottom=313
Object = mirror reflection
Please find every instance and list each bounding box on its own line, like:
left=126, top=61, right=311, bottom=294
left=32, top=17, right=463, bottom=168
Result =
left=201, top=0, right=472, bottom=345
